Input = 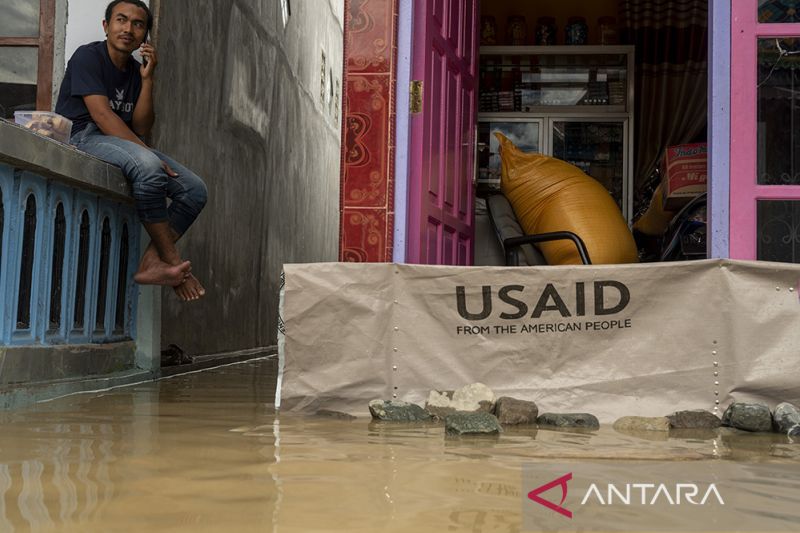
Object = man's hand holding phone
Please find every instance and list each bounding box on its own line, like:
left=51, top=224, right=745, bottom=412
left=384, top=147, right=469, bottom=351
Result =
left=139, top=42, right=157, bottom=80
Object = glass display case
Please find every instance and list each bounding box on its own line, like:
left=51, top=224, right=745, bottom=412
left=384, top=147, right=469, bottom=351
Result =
left=551, top=119, right=626, bottom=210
left=479, top=47, right=630, bottom=112
left=477, top=46, right=634, bottom=221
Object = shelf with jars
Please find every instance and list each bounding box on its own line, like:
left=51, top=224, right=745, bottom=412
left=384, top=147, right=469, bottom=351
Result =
left=477, top=45, right=635, bottom=222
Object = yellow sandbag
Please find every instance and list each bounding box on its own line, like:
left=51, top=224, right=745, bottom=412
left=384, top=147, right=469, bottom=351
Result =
left=497, top=133, right=638, bottom=265
left=632, top=182, right=675, bottom=236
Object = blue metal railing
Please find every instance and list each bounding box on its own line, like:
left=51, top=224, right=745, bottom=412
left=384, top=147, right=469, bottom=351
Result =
left=0, top=163, right=139, bottom=346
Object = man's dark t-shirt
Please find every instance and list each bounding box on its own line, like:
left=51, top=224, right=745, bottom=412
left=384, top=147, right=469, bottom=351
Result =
left=55, top=41, right=142, bottom=137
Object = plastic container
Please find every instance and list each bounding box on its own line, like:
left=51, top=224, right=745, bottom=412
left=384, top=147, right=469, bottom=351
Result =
left=506, top=15, right=527, bottom=45
left=535, top=17, right=557, bottom=45
left=14, top=111, right=73, bottom=143
left=565, top=16, right=588, bottom=45
left=598, top=16, right=618, bottom=45
left=480, top=15, right=498, bottom=45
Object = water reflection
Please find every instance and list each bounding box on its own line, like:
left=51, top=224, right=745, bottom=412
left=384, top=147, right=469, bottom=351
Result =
left=0, top=357, right=795, bottom=532
left=0, top=411, right=119, bottom=530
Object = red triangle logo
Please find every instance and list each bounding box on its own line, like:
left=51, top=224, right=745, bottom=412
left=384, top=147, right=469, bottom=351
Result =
left=527, top=472, right=573, bottom=519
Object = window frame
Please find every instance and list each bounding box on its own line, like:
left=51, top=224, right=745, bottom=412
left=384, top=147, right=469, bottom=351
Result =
left=0, top=0, right=56, bottom=110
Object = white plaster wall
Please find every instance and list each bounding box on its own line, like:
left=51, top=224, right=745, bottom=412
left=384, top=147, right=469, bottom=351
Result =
left=65, top=0, right=151, bottom=63
left=51, top=0, right=68, bottom=106
left=64, top=0, right=106, bottom=65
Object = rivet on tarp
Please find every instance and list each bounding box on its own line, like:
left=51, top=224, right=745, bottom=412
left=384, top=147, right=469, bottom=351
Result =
left=790, top=287, right=795, bottom=292
left=712, top=342, right=721, bottom=409
left=394, top=326, right=399, bottom=331
left=776, top=287, right=781, bottom=291
left=392, top=365, right=397, bottom=371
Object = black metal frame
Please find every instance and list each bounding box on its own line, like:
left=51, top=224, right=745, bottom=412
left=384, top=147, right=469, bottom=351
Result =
left=503, top=232, right=592, bottom=265
left=483, top=192, right=593, bottom=265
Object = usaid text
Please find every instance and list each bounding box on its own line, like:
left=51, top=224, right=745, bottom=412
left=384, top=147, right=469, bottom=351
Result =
left=455, top=281, right=630, bottom=321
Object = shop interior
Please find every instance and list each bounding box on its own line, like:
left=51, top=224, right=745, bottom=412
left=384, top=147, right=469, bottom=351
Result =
left=473, top=0, right=710, bottom=266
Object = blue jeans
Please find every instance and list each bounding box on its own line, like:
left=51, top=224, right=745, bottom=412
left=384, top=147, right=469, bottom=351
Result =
left=71, top=124, right=208, bottom=236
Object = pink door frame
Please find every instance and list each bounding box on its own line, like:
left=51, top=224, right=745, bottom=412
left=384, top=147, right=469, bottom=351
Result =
left=730, top=0, right=800, bottom=259
left=404, top=0, right=478, bottom=265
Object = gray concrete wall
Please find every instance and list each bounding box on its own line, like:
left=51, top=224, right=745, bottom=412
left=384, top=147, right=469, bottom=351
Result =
left=51, top=0, right=68, bottom=108
left=151, top=0, right=344, bottom=355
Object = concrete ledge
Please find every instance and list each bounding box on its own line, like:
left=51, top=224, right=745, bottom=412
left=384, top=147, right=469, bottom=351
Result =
left=0, top=341, right=137, bottom=385
left=0, top=368, right=155, bottom=410
left=0, top=119, right=132, bottom=203
left=161, top=346, right=277, bottom=377
left=0, top=346, right=278, bottom=410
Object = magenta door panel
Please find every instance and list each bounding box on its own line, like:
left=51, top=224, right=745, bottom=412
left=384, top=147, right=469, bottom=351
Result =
left=406, top=0, right=478, bottom=265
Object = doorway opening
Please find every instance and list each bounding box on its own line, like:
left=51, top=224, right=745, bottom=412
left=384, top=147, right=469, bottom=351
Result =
left=473, top=0, right=709, bottom=266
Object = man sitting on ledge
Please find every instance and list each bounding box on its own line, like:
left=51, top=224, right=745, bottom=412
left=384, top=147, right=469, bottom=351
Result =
left=55, top=0, right=207, bottom=302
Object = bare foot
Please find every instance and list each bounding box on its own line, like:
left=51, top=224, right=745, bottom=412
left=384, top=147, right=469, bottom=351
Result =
left=174, top=274, right=206, bottom=302
left=134, top=259, right=191, bottom=286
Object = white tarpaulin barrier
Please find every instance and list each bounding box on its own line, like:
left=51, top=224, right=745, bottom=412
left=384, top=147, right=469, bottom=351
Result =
left=277, top=260, right=800, bottom=421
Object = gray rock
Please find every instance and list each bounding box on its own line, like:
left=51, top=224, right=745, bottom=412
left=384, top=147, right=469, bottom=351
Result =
left=474, top=401, right=495, bottom=413
left=789, top=424, right=800, bottom=437
left=425, top=384, right=495, bottom=417
left=368, top=400, right=432, bottom=422
left=425, top=405, right=456, bottom=419
left=773, top=402, right=800, bottom=433
left=667, top=410, right=722, bottom=429
left=537, top=412, right=599, bottom=430
left=494, top=397, right=538, bottom=425
left=425, top=390, right=456, bottom=418
left=613, top=416, right=670, bottom=432
left=314, top=409, right=356, bottom=420
left=426, top=390, right=453, bottom=406
left=721, top=402, right=772, bottom=432
left=445, top=412, right=503, bottom=435
left=668, top=428, right=718, bottom=441
left=451, top=383, right=496, bottom=412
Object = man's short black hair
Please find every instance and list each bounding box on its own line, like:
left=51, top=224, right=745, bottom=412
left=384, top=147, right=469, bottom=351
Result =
left=105, top=0, right=154, bottom=34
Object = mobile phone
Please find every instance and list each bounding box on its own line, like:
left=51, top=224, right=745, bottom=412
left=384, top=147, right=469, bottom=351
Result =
left=133, top=41, right=148, bottom=65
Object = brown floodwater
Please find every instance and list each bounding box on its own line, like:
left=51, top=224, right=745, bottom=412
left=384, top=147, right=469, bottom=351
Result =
left=0, top=357, right=798, bottom=533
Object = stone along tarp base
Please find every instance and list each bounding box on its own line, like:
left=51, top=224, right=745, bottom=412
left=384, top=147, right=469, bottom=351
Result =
left=278, top=260, right=800, bottom=420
